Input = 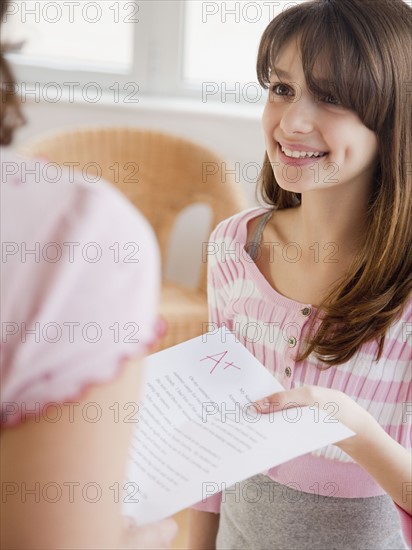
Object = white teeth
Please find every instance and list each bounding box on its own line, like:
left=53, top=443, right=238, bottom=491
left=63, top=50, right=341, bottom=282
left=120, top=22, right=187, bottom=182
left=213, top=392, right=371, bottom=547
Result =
left=281, top=146, right=326, bottom=159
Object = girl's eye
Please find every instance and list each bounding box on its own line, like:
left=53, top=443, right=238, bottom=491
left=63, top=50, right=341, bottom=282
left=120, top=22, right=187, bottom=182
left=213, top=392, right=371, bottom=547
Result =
left=270, top=83, right=292, bottom=97
left=323, top=94, right=341, bottom=106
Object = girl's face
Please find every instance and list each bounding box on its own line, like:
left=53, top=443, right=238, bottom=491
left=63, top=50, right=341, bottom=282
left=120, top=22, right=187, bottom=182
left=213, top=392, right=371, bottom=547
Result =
left=262, top=38, right=379, bottom=195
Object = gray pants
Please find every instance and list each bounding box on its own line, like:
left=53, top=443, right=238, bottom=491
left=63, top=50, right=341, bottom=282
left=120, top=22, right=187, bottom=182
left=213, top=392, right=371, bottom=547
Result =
left=216, top=474, right=407, bottom=550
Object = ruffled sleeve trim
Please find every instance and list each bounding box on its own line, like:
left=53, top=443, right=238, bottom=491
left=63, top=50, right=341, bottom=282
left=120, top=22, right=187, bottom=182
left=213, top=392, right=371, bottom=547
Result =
left=1, top=316, right=167, bottom=430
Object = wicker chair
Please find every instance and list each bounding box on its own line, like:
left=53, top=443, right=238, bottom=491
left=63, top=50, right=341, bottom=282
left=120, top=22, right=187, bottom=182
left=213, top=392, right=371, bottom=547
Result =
left=21, top=127, right=247, bottom=351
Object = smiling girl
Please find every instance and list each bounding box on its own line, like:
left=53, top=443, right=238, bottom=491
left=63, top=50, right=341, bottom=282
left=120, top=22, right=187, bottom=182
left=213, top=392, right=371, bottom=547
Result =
left=188, top=0, right=411, bottom=549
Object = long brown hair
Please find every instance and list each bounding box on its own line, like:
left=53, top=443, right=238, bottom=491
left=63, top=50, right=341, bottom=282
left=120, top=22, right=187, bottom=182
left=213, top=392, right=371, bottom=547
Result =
left=256, top=0, right=411, bottom=367
left=0, top=0, right=25, bottom=145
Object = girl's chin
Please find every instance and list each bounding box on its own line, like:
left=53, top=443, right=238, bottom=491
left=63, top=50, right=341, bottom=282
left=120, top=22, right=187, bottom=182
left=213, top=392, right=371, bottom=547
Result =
left=272, top=173, right=314, bottom=193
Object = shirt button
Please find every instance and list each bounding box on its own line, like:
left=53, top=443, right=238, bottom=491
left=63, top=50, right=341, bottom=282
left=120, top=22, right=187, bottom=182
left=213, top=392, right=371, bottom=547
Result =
left=285, top=366, right=292, bottom=377
left=287, top=336, right=297, bottom=348
left=301, top=307, right=312, bottom=316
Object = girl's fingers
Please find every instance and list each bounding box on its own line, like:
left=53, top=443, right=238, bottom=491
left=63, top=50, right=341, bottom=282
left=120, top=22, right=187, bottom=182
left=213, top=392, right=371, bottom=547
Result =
left=122, top=517, right=178, bottom=549
left=158, top=518, right=179, bottom=543
left=254, top=386, right=320, bottom=413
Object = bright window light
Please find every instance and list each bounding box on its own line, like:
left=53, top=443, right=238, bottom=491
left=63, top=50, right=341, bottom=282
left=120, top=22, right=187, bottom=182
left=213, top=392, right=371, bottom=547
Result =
left=182, top=1, right=306, bottom=85
left=2, top=0, right=135, bottom=71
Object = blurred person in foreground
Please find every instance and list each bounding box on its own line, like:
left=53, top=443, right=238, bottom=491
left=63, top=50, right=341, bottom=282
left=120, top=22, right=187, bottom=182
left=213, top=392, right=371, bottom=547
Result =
left=0, top=0, right=177, bottom=547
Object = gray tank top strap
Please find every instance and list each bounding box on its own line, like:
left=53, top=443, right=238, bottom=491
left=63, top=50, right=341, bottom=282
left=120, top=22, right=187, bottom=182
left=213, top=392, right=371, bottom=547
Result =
left=246, top=209, right=275, bottom=260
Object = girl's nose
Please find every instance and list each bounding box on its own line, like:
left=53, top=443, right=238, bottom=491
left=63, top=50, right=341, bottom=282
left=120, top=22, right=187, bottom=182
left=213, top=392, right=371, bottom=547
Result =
left=279, top=97, right=316, bottom=135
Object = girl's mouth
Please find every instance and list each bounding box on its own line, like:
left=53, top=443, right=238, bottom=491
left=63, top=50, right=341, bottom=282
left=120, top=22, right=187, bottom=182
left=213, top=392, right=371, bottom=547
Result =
left=277, top=142, right=329, bottom=165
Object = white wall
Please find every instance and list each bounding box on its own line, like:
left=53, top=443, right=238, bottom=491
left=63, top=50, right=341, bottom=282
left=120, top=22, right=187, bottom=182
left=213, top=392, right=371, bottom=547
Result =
left=13, top=96, right=267, bottom=287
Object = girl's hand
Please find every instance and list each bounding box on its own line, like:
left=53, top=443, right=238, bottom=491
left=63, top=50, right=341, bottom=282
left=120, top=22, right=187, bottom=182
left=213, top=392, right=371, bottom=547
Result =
left=255, top=385, right=380, bottom=456
left=122, top=516, right=178, bottom=549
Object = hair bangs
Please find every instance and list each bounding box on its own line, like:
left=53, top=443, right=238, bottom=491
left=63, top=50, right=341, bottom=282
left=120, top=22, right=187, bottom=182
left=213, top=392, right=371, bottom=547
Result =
left=257, top=0, right=393, bottom=133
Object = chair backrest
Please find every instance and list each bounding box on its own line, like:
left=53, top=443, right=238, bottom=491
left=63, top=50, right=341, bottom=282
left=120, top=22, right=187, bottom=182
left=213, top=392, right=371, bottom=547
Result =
left=21, top=127, right=248, bottom=292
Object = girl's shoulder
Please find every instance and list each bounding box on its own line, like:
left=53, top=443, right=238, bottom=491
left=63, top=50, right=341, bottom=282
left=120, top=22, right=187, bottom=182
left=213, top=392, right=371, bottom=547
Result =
left=210, top=206, right=273, bottom=244
left=1, top=147, right=161, bottom=427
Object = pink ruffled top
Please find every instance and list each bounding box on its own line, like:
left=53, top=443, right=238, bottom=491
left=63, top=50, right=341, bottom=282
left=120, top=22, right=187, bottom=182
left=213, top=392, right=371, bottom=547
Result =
left=1, top=147, right=162, bottom=426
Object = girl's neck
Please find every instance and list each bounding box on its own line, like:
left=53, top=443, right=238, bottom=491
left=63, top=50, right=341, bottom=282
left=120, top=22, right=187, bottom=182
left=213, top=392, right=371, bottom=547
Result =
left=291, top=185, right=371, bottom=261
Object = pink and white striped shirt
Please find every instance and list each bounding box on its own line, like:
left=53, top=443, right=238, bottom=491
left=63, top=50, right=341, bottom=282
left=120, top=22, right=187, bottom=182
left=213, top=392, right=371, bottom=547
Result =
left=194, top=207, right=412, bottom=545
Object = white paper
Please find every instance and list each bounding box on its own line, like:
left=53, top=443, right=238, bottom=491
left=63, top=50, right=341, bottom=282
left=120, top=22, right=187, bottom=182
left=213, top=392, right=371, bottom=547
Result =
left=123, top=328, right=354, bottom=524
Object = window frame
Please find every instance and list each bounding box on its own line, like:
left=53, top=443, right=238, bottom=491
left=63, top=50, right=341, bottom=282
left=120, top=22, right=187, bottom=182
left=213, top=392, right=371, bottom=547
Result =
left=5, top=0, right=267, bottom=106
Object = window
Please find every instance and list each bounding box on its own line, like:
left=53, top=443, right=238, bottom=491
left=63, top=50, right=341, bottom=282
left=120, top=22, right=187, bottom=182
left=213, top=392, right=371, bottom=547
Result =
left=2, top=0, right=141, bottom=93
left=2, top=1, right=135, bottom=71
left=182, top=1, right=303, bottom=84
left=181, top=1, right=305, bottom=104
left=3, top=0, right=411, bottom=104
